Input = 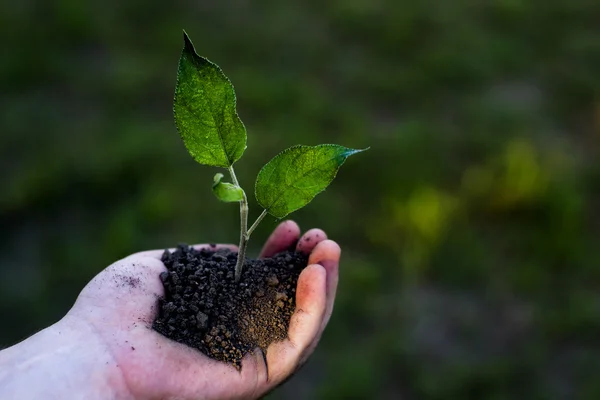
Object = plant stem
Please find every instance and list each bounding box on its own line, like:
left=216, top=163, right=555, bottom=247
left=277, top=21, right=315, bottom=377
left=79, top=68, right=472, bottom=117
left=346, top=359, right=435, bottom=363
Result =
left=228, top=166, right=248, bottom=282
left=248, top=209, right=268, bottom=237
left=227, top=167, right=269, bottom=282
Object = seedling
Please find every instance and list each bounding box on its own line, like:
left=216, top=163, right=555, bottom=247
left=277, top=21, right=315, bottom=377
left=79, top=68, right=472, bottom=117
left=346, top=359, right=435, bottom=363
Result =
left=174, top=32, right=367, bottom=281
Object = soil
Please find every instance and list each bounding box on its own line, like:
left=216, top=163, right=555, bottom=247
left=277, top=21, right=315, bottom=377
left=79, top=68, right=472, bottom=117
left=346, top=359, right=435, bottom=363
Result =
left=152, top=243, right=307, bottom=368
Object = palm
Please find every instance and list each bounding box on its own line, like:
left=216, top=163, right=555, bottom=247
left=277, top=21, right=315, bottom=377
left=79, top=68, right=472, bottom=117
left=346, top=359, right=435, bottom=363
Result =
left=65, top=221, right=340, bottom=400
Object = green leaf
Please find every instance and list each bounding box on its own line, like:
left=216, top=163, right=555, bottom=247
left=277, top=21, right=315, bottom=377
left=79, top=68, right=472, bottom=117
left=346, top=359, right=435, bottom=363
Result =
left=212, top=173, right=244, bottom=202
left=255, top=144, right=367, bottom=218
left=173, top=31, right=247, bottom=168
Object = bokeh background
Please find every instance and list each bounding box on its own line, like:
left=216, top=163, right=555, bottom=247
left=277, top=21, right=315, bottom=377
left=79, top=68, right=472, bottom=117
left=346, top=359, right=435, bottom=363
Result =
left=2, top=1, right=600, bottom=398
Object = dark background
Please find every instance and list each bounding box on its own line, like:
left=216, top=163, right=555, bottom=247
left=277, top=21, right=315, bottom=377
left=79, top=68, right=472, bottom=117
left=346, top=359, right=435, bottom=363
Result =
left=2, top=1, right=600, bottom=398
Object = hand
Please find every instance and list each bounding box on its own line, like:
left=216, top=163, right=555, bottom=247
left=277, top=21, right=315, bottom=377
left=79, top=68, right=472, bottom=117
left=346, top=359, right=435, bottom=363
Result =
left=0, top=221, right=340, bottom=400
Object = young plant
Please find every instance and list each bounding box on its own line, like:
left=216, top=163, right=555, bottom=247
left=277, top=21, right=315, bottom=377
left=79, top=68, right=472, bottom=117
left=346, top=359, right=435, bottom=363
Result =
left=174, top=32, right=367, bottom=282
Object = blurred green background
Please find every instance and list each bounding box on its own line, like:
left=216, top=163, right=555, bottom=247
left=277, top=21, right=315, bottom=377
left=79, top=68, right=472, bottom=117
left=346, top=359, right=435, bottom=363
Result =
left=2, top=1, right=600, bottom=398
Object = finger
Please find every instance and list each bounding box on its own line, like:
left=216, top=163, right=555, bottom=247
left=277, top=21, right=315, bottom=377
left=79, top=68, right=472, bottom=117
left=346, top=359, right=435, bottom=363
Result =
left=125, top=243, right=238, bottom=260
left=308, top=240, right=341, bottom=333
left=259, top=220, right=301, bottom=258
left=295, top=228, right=327, bottom=254
left=265, top=264, right=326, bottom=384
left=239, top=348, right=268, bottom=397
left=289, top=264, right=327, bottom=348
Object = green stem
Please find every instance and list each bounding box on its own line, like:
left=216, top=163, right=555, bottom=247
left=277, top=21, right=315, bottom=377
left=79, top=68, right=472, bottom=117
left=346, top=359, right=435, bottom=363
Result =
left=248, top=209, right=268, bottom=237
left=228, top=166, right=248, bottom=282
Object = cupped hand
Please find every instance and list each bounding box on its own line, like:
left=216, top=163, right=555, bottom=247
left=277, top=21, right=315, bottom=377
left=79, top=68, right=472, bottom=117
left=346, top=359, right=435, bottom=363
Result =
left=65, top=221, right=340, bottom=400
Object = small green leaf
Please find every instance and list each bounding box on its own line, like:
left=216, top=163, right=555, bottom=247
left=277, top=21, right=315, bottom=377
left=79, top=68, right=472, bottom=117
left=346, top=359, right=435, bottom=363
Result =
left=255, top=144, right=367, bottom=218
left=212, top=173, right=244, bottom=202
left=174, top=31, right=247, bottom=168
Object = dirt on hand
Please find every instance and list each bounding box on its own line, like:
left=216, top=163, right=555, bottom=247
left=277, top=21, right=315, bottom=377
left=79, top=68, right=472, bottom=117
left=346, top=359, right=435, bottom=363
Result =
left=152, top=244, right=307, bottom=369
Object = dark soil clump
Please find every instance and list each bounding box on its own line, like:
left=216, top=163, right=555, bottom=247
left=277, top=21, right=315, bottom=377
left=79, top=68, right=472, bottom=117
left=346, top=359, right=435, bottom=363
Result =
left=152, top=244, right=307, bottom=368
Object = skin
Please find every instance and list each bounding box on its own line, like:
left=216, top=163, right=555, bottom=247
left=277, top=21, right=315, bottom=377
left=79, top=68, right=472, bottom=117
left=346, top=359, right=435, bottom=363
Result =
left=0, top=221, right=341, bottom=400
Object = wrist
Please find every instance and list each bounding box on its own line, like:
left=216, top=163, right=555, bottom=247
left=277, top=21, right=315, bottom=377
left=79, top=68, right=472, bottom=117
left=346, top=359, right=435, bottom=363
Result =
left=0, top=315, right=131, bottom=400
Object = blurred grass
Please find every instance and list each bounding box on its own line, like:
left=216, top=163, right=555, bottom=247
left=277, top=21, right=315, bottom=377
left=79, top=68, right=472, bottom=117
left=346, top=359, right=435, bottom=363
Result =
left=2, top=0, right=600, bottom=398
